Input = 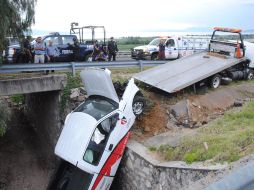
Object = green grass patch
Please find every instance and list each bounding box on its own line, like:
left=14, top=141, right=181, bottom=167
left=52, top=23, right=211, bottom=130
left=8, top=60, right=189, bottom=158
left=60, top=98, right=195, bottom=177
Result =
left=60, top=73, right=82, bottom=114
left=156, top=100, right=254, bottom=164
left=10, top=94, right=25, bottom=104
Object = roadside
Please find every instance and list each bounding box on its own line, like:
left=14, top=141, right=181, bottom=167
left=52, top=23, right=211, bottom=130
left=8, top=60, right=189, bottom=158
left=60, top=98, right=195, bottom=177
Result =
left=134, top=82, right=254, bottom=165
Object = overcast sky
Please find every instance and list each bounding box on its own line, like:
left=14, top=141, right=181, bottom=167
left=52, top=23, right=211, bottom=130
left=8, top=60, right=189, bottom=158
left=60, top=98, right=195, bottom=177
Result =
left=32, top=0, right=254, bottom=37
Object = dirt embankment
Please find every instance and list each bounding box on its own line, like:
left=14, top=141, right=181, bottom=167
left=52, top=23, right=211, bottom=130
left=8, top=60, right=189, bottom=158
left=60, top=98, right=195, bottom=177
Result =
left=131, top=82, right=254, bottom=143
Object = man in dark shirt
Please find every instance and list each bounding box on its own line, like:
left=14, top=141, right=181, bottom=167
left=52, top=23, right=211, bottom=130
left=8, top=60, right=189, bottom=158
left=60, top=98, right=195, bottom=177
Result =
left=158, top=39, right=165, bottom=60
left=107, top=37, right=118, bottom=61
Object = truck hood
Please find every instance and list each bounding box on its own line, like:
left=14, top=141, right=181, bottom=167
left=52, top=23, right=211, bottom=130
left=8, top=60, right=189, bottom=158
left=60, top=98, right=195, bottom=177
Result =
left=80, top=68, right=119, bottom=103
left=134, top=45, right=158, bottom=52
left=55, top=112, right=97, bottom=166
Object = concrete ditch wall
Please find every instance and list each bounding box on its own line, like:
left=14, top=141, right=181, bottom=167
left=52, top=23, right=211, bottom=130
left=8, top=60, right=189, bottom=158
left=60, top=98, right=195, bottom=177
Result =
left=115, top=141, right=224, bottom=190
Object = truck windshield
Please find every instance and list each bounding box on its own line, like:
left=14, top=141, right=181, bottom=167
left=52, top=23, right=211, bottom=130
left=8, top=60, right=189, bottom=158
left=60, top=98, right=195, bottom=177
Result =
left=149, top=38, right=167, bottom=46
left=74, top=96, right=117, bottom=120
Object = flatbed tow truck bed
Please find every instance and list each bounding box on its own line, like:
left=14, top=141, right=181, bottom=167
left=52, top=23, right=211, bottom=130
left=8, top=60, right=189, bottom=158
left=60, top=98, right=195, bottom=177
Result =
left=134, top=51, right=246, bottom=93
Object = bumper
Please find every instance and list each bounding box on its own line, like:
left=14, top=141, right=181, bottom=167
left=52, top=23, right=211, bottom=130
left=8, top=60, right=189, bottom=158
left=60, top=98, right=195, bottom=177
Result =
left=131, top=50, right=151, bottom=60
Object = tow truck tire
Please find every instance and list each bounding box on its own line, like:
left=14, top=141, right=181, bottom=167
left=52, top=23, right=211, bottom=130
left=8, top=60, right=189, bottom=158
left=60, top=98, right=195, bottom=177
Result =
left=210, top=74, right=221, bottom=89
left=247, top=70, right=254, bottom=80
left=132, top=95, right=146, bottom=116
left=151, top=53, right=158, bottom=60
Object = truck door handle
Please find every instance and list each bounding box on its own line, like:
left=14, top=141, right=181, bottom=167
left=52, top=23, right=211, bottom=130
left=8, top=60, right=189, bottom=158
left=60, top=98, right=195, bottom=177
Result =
left=109, top=144, right=113, bottom=151
left=174, top=48, right=177, bottom=50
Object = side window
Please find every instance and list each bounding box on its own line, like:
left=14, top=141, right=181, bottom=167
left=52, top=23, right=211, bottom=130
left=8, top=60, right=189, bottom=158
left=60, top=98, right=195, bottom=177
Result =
left=62, top=36, right=74, bottom=45
left=166, top=39, right=175, bottom=47
left=44, top=36, right=59, bottom=46
left=83, top=113, right=119, bottom=165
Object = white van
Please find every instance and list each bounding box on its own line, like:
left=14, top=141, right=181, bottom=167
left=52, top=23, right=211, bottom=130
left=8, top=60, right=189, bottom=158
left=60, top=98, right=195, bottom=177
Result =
left=131, top=36, right=211, bottom=60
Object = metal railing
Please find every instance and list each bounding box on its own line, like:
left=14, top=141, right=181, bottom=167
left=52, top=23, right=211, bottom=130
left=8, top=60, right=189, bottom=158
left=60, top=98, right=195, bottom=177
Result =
left=0, top=60, right=167, bottom=76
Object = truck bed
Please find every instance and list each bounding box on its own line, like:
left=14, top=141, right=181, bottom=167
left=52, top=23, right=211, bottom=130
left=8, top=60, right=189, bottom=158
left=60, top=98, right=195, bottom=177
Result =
left=134, top=52, right=246, bottom=93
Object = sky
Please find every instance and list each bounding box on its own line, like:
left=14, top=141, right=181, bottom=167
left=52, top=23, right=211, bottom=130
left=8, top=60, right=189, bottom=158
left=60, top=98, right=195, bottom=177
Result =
left=32, top=0, right=254, bottom=38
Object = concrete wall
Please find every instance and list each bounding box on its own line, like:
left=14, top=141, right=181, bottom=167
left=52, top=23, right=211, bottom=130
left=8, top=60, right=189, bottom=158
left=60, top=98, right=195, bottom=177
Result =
left=25, top=91, right=62, bottom=165
left=114, top=141, right=222, bottom=190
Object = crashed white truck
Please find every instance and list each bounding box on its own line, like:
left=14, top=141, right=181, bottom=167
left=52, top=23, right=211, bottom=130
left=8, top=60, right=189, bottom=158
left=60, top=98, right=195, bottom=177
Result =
left=134, top=27, right=254, bottom=93
left=48, top=68, right=145, bottom=190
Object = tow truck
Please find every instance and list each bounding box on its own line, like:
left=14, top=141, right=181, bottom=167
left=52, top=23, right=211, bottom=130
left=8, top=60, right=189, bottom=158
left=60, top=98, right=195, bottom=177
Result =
left=134, top=27, right=254, bottom=93
left=48, top=68, right=145, bottom=190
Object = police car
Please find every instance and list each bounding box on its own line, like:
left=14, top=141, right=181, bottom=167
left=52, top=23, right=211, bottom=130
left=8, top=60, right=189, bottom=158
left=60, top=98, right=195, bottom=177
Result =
left=48, top=68, right=145, bottom=190
left=3, top=32, right=94, bottom=63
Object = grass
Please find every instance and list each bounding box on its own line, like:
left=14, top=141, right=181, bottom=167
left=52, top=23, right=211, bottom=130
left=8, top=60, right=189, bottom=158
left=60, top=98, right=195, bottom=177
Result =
left=118, top=44, right=145, bottom=51
left=155, top=100, right=254, bottom=164
left=10, top=94, right=25, bottom=104
left=60, top=73, right=82, bottom=114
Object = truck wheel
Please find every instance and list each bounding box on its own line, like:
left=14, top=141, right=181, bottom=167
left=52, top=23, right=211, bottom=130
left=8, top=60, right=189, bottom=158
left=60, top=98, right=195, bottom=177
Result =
left=85, top=53, right=93, bottom=62
left=132, top=95, right=146, bottom=116
left=210, top=74, right=221, bottom=89
left=247, top=71, right=254, bottom=80
left=151, top=54, right=158, bottom=60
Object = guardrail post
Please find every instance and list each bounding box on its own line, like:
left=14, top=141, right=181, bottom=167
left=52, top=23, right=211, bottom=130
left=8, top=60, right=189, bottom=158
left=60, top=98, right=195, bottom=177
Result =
left=139, top=60, right=143, bottom=72
left=71, top=62, right=76, bottom=77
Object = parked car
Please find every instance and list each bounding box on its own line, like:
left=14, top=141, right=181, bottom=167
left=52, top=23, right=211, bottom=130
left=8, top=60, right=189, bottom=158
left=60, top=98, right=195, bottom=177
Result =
left=48, top=68, right=145, bottom=190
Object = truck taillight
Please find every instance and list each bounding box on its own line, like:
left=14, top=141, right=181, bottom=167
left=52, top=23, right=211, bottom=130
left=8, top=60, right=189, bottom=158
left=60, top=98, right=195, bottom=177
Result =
left=8, top=48, right=16, bottom=55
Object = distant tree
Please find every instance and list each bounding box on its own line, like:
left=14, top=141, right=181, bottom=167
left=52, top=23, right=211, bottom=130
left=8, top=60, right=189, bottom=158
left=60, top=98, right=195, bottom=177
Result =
left=0, top=0, right=37, bottom=50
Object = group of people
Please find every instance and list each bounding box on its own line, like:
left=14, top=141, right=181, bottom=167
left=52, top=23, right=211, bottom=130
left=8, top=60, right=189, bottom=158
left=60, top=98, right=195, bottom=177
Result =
left=34, top=37, right=56, bottom=64
left=22, top=36, right=56, bottom=64
left=92, top=36, right=118, bottom=61
left=21, top=36, right=119, bottom=64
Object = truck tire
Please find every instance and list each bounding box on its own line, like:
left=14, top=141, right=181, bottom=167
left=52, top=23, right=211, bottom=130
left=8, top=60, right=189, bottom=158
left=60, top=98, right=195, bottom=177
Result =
left=85, top=53, right=93, bottom=62
left=132, top=95, right=146, bottom=116
left=151, top=53, right=158, bottom=60
left=210, top=74, right=221, bottom=89
left=247, top=70, right=254, bottom=80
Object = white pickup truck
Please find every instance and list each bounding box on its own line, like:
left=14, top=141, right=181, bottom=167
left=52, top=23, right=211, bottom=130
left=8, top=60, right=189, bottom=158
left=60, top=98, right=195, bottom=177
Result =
left=131, top=36, right=211, bottom=60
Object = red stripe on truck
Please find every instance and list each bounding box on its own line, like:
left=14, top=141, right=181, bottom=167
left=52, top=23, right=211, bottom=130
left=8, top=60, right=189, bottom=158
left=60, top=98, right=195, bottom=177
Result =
left=91, top=132, right=130, bottom=190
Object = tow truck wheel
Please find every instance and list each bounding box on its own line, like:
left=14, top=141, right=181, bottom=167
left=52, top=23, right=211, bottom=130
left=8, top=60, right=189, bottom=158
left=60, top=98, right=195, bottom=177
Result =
left=247, top=71, right=254, bottom=80
left=132, top=95, right=146, bottom=116
left=151, top=54, right=158, bottom=60
left=210, top=74, right=221, bottom=89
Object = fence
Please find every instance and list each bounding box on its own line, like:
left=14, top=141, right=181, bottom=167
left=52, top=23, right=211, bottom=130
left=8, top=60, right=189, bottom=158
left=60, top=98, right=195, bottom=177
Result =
left=0, top=60, right=167, bottom=76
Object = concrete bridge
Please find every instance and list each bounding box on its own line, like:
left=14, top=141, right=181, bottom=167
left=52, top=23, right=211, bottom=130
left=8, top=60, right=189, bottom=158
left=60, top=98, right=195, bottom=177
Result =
left=0, top=74, right=67, bottom=163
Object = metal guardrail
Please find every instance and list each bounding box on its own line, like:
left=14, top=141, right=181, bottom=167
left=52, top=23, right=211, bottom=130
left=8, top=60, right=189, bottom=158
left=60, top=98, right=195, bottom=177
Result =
left=0, top=60, right=167, bottom=76
left=204, top=161, right=254, bottom=190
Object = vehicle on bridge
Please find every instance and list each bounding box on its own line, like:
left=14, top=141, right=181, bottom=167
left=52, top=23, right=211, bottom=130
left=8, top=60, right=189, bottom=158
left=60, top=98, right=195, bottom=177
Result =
left=3, top=24, right=107, bottom=63
left=131, top=35, right=211, bottom=60
left=48, top=68, right=145, bottom=190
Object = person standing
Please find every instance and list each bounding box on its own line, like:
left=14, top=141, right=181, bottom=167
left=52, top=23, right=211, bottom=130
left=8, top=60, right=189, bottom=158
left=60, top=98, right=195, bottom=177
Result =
left=22, top=36, right=32, bottom=63
left=34, top=37, right=47, bottom=63
left=158, top=39, right=165, bottom=60
left=107, top=37, right=118, bottom=61
left=46, top=40, right=57, bottom=62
